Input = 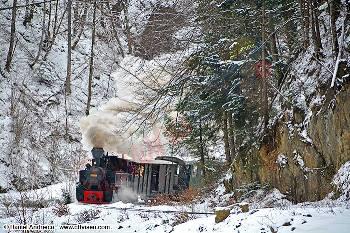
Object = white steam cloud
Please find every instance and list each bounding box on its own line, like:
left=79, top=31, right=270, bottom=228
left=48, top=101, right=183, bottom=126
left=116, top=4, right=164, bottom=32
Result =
left=80, top=55, right=175, bottom=160
left=80, top=98, right=166, bottom=160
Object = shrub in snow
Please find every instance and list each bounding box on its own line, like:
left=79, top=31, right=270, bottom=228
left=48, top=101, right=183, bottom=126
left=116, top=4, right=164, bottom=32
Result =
left=332, top=161, right=350, bottom=200
left=62, top=188, right=72, bottom=205
left=171, top=212, right=193, bottom=226
left=234, top=182, right=270, bottom=202
left=52, top=203, right=70, bottom=217
left=75, top=209, right=101, bottom=223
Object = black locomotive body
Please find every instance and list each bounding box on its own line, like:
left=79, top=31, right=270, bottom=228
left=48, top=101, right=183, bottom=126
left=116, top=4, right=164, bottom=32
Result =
left=76, top=147, right=192, bottom=204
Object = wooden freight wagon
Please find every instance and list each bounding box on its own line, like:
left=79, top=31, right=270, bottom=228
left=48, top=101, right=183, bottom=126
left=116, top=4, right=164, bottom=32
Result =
left=103, top=156, right=189, bottom=197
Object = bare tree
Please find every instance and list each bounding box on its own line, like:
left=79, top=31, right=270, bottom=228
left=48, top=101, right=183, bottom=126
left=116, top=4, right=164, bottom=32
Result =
left=309, top=0, right=322, bottom=57
left=123, top=0, right=133, bottom=54
left=105, top=1, right=125, bottom=57
left=30, top=2, right=47, bottom=68
left=5, top=0, right=18, bottom=72
left=23, top=0, right=34, bottom=27
left=43, top=0, right=64, bottom=61
left=71, top=2, right=89, bottom=50
left=261, top=0, right=269, bottom=130
left=328, top=0, right=339, bottom=56
left=86, top=0, right=97, bottom=115
left=65, top=0, right=72, bottom=95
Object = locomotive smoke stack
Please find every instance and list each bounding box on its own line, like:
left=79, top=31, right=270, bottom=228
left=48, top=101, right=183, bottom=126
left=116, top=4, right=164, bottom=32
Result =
left=91, top=147, right=104, bottom=167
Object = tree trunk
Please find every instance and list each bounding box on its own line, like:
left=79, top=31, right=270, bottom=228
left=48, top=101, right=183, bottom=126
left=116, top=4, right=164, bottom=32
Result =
left=305, top=0, right=310, bottom=48
left=199, top=118, right=206, bottom=177
left=299, top=0, right=308, bottom=49
left=123, top=0, right=133, bottom=54
left=86, top=0, right=97, bottom=115
left=23, top=0, right=32, bottom=27
left=328, top=0, right=339, bottom=56
left=30, top=2, right=47, bottom=68
left=65, top=0, right=72, bottom=95
left=71, top=3, right=88, bottom=50
left=5, top=0, right=18, bottom=72
left=43, top=0, right=61, bottom=61
left=106, top=1, right=125, bottom=57
left=309, top=0, right=321, bottom=56
left=268, top=14, right=282, bottom=84
left=282, top=3, right=297, bottom=54
left=261, top=0, right=269, bottom=130
left=222, top=111, right=231, bottom=163
left=47, top=0, right=52, bottom=39
left=313, top=0, right=322, bottom=52
left=227, top=111, right=236, bottom=162
left=73, top=1, right=80, bottom=36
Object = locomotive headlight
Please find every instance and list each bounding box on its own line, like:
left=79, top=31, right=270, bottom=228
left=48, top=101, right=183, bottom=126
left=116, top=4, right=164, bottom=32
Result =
left=90, top=173, right=97, bottom=177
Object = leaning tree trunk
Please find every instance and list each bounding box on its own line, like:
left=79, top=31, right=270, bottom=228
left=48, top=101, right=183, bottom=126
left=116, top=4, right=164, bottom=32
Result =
left=5, top=0, right=18, bottom=72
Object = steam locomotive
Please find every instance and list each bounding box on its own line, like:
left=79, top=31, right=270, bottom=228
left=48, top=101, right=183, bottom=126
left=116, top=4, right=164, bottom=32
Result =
left=76, top=147, right=193, bottom=204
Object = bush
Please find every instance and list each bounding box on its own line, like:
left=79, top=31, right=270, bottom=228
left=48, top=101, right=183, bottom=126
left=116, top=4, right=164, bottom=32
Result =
left=175, top=187, right=200, bottom=203
left=62, top=189, right=72, bottom=205
left=149, top=187, right=200, bottom=206
left=171, top=212, right=193, bottom=226
left=75, top=209, right=101, bottom=223
left=52, top=203, right=70, bottom=217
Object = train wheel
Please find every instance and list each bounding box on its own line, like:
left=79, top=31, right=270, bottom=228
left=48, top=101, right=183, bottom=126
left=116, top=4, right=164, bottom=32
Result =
left=76, top=184, right=85, bottom=202
left=104, top=191, right=113, bottom=203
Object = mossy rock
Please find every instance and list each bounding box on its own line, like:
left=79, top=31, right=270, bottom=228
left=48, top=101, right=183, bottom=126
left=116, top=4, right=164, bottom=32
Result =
left=239, top=203, right=249, bottom=213
left=215, top=208, right=230, bottom=223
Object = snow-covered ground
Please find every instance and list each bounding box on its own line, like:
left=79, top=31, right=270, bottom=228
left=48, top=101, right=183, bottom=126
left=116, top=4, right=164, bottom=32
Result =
left=1, top=196, right=349, bottom=232
left=0, top=182, right=349, bottom=233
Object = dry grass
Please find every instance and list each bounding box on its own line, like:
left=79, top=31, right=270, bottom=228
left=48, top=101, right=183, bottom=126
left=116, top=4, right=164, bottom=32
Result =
left=148, top=187, right=201, bottom=206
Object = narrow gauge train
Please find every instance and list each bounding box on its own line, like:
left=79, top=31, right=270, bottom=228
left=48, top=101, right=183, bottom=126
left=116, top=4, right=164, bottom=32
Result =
left=76, top=147, right=192, bottom=204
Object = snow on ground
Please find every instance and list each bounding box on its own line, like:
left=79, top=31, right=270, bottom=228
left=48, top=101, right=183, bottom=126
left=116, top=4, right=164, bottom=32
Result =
left=0, top=183, right=350, bottom=233
left=1, top=197, right=349, bottom=233
left=173, top=205, right=350, bottom=233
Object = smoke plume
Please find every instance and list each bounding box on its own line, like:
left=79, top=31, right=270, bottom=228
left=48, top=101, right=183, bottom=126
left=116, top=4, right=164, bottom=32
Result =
left=80, top=98, right=166, bottom=160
